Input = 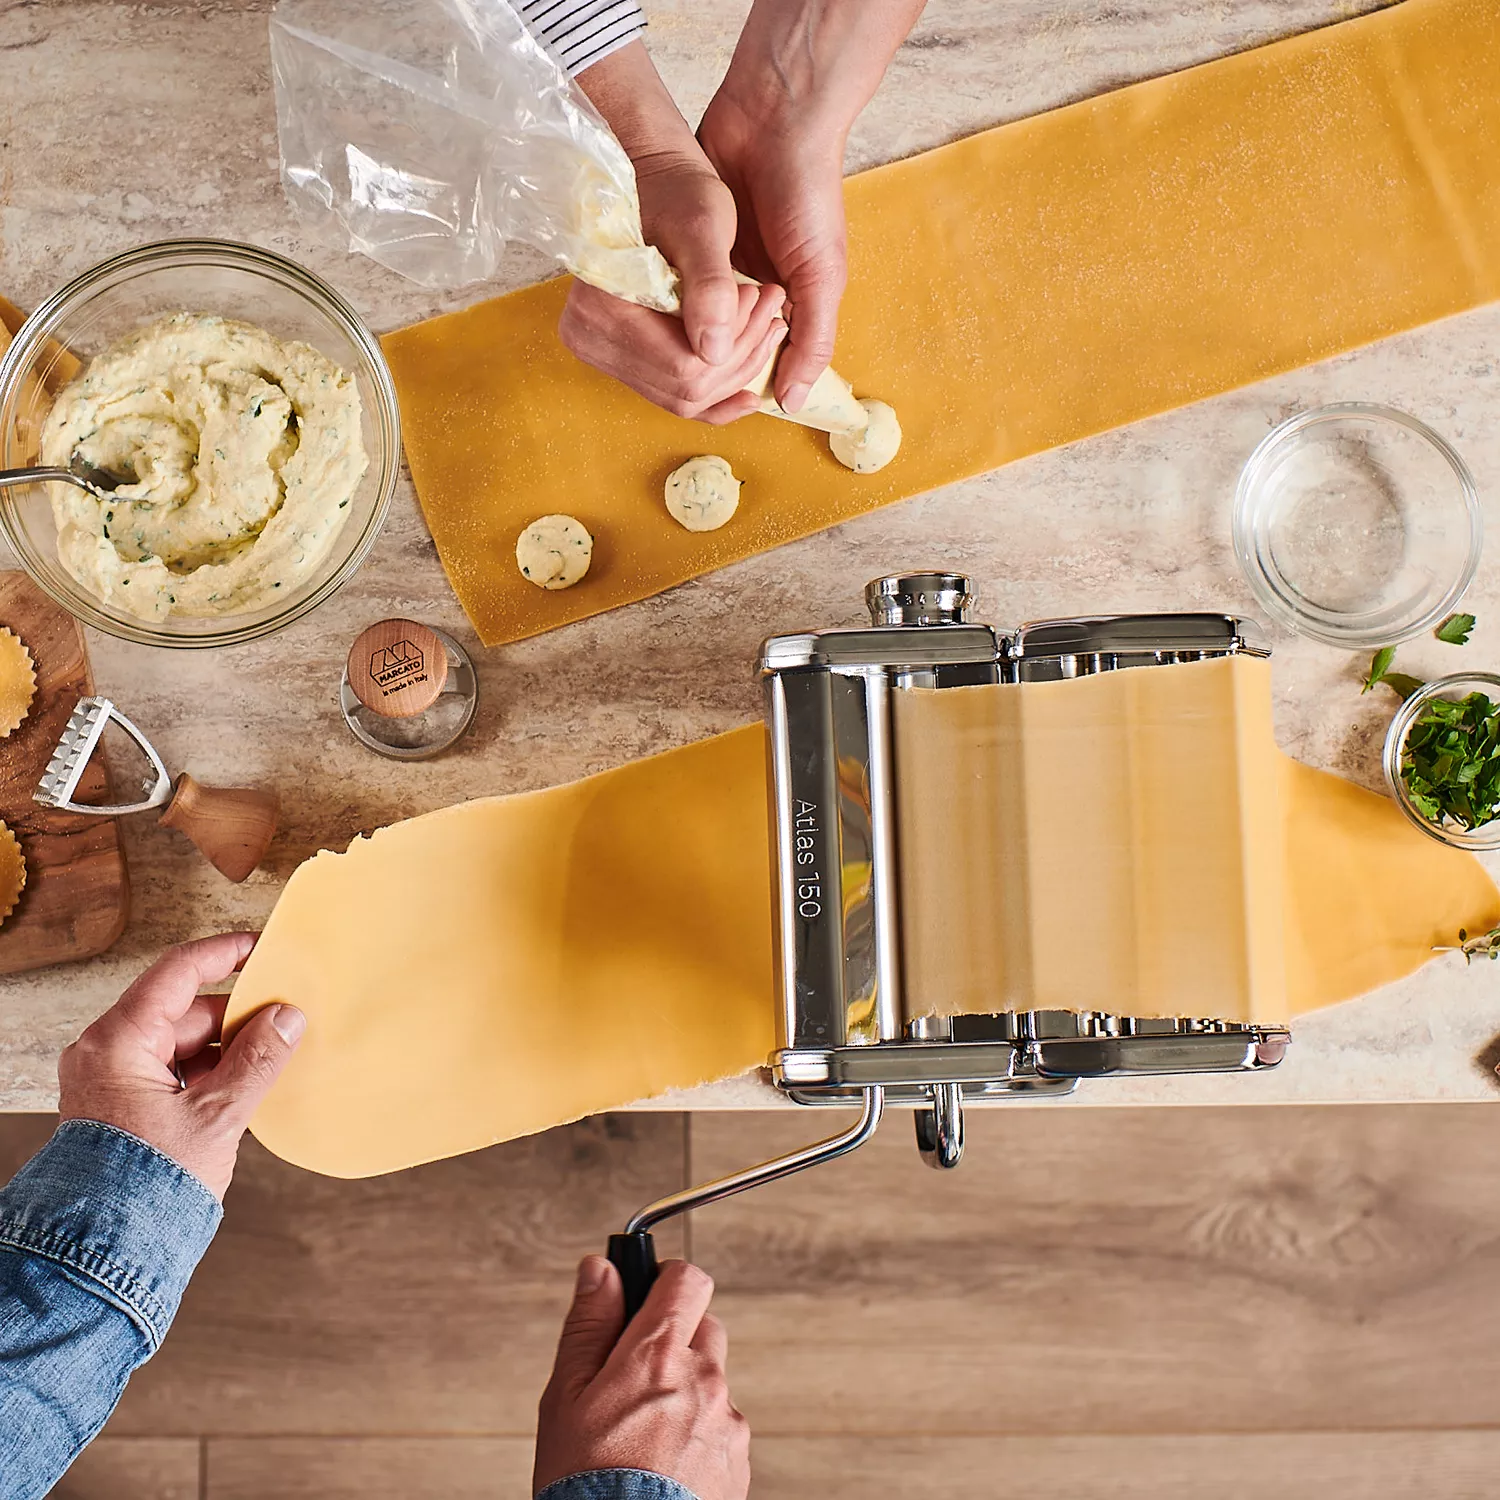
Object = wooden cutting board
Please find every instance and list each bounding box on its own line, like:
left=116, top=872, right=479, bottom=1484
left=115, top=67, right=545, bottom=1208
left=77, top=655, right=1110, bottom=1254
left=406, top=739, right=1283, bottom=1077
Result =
left=0, top=570, right=128, bottom=974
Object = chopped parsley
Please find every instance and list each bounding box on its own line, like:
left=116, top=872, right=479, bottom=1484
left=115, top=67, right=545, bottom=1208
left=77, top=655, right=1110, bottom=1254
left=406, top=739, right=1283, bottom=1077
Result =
left=1401, top=690, right=1500, bottom=831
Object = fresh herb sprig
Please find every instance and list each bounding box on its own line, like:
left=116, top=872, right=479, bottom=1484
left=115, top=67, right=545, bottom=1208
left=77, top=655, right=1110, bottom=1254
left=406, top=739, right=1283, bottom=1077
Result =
left=1434, top=925, right=1500, bottom=963
left=1362, top=614, right=1478, bottom=695
left=1402, top=690, right=1500, bottom=831
left=1361, top=646, right=1395, bottom=693
left=1361, top=647, right=1423, bottom=700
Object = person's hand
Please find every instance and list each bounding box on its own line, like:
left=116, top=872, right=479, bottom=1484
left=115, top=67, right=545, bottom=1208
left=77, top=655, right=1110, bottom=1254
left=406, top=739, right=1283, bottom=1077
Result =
left=697, top=0, right=929, bottom=413
left=696, top=96, right=846, bottom=418
left=57, top=932, right=304, bottom=1200
left=533, top=1257, right=750, bottom=1500
left=560, top=173, right=788, bottom=422
left=562, top=39, right=788, bottom=423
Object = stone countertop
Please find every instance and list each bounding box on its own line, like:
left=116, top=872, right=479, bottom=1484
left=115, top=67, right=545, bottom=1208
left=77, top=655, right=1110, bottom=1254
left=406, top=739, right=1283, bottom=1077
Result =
left=3, top=0, right=1498, bottom=1114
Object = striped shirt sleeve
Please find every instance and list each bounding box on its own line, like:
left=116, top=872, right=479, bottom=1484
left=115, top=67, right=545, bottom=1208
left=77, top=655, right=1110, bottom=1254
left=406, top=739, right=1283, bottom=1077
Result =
left=515, top=0, right=647, bottom=75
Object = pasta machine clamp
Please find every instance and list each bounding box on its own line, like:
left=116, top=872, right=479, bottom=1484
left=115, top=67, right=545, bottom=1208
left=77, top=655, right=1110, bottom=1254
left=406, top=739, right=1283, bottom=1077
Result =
left=606, top=571, right=1291, bottom=1318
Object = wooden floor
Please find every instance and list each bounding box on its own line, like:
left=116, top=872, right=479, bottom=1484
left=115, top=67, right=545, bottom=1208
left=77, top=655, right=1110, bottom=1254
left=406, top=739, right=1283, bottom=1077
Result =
left=7, top=1103, right=1500, bottom=1498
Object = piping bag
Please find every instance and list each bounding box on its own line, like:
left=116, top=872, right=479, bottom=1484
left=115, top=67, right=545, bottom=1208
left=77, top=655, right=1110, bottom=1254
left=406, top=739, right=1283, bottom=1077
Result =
left=269, top=0, right=869, bottom=438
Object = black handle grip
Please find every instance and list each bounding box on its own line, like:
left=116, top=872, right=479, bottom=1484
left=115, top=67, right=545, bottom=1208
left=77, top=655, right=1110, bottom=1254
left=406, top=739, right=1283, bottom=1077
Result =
left=607, top=1230, right=659, bottom=1323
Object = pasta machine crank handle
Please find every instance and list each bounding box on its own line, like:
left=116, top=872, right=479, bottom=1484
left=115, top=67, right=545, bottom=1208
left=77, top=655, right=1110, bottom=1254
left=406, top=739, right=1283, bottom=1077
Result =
left=603, top=1087, right=886, bottom=1325
left=606, top=1231, right=660, bottom=1323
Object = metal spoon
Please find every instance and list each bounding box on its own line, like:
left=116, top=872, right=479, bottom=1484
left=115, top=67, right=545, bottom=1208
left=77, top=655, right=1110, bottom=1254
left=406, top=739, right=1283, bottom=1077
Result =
left=0, top=456, right=136, bottom=501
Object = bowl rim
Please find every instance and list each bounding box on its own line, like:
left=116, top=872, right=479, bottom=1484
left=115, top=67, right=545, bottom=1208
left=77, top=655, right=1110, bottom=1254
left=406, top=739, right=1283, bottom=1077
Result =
left=1232, top=401, right=1483, bottom=651
left=1381, top=670, right=1500, bottom=850
left=0, top=237, right=402, bottom=650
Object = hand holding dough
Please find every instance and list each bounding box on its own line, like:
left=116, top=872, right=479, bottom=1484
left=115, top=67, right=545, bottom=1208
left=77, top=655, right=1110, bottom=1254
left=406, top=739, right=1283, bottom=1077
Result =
left=830, top=401, right=902, bottom=474
left=665, top=456, right=741, bottom=532
left=516, top=514, right=593, bottom=589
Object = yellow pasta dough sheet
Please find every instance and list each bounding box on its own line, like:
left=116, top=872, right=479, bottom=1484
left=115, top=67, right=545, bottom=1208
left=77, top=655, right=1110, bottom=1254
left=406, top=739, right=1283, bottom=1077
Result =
left=1278, top=757, right=1500, bottom=1009
left=226, top=728, right=777, bottom=1178
left=230, top=659, right=1499, bottom=1180
left=382, top=0, right=1500, bottom=647
left=894, top=658, right=1500, bottom=1025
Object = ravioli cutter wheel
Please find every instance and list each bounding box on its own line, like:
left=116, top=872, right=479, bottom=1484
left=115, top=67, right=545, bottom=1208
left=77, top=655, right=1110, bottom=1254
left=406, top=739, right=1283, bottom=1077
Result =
left=36, top=695, right=279, bottom=882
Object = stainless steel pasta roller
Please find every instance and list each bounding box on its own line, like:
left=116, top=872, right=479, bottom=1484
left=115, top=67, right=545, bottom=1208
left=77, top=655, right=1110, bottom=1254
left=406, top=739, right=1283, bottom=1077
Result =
left=608, top=569, right=1291, bottom=1319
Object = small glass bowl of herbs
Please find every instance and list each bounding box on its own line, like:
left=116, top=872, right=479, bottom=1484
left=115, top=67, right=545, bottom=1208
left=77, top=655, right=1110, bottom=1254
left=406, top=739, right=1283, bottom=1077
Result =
left=1382, top=671, right=1500, bottom=849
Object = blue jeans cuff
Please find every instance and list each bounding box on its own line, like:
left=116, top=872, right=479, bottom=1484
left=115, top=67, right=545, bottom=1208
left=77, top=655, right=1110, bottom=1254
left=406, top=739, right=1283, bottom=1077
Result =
left=0, top=1118, right=222, bottom=1351
left=538, top=1469, right=701, bottom=1500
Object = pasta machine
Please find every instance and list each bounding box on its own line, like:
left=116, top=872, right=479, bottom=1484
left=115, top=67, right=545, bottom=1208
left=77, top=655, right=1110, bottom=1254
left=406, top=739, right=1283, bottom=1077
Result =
left=608, top=571, right=1290, bottom=1314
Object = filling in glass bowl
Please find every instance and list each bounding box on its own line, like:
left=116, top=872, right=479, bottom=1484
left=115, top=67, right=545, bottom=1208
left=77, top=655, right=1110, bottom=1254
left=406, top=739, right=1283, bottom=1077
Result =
left=40, top=312, right=368, bottom=622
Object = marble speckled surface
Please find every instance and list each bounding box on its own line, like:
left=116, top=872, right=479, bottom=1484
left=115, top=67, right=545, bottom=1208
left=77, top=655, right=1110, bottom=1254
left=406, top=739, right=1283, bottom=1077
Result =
left=4, top=0, right=1499, bottom=1113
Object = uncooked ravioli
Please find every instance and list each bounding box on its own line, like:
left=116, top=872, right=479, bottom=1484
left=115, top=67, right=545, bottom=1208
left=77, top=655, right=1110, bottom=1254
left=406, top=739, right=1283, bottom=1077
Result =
left=664, top=456, right=740, bottom=532
left=0, top=821, right=25, bottom=929
left=0, top=629, right=36, bottom=738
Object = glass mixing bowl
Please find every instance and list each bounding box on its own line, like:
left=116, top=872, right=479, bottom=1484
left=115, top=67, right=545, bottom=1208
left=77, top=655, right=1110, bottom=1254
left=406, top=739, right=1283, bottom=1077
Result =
left=1383, top=672, right=1500, bottom=851
left=1232, top=403, right=1481, bottom=650
left=0, top=239, right=400, bottom=648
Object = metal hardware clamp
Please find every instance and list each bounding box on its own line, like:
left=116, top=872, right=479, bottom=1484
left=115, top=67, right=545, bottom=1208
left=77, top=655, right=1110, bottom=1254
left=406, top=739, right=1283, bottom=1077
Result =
left=606, top=572, right=1291, bottom=1319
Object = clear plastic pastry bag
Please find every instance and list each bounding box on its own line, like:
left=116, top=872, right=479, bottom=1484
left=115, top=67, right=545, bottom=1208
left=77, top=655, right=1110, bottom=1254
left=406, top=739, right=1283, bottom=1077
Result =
left=269, top=0, right=680, bottom=308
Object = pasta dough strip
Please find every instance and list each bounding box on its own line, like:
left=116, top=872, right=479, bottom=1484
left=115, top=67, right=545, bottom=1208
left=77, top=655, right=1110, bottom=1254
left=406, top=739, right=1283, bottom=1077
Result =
left=227, top=728, right=778, bottom=1179
left=382, top=0, right=1500, bottom=646
left=227, top=661, right=1499, bottom=1179
left=893, top=659, right=1500, bottom=1026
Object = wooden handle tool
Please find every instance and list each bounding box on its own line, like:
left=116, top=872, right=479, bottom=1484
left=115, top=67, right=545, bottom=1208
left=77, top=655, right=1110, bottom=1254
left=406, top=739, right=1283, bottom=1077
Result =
left=34, top=696, right=278, bottom=882
left=158, top=775, right=279, bottom=884
left=340, top=618, right=478, bottom=761
left=346, top=619, right=448, bottom=718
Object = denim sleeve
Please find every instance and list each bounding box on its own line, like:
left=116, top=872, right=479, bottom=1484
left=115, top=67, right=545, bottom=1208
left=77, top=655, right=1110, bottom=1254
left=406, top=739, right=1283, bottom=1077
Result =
left=0, top=1119, right=221, bottom=1500
left=539, top=1471, right=701, bottom=1500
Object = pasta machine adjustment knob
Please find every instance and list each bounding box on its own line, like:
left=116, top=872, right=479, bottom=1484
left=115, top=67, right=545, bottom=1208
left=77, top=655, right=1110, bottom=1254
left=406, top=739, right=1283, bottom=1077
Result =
left=866, top=572, right=973, bottom=627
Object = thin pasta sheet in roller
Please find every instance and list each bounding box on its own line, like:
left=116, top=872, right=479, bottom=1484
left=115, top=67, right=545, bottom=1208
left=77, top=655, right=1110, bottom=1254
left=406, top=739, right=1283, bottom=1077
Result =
left=229, top=660, right=1500, bottom=1179
left=893, top=657, right=1287, bottom=1024
left=893, top=658, right=1500, bottom=1024
left=382, top=0, right=1500, bottom=646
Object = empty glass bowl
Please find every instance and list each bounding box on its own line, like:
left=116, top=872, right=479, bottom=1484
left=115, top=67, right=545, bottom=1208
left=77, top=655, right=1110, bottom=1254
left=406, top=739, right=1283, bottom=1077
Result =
left=0, top=239, right=401, bottom=649
left=1233, top=404, right=1481, bottom=649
